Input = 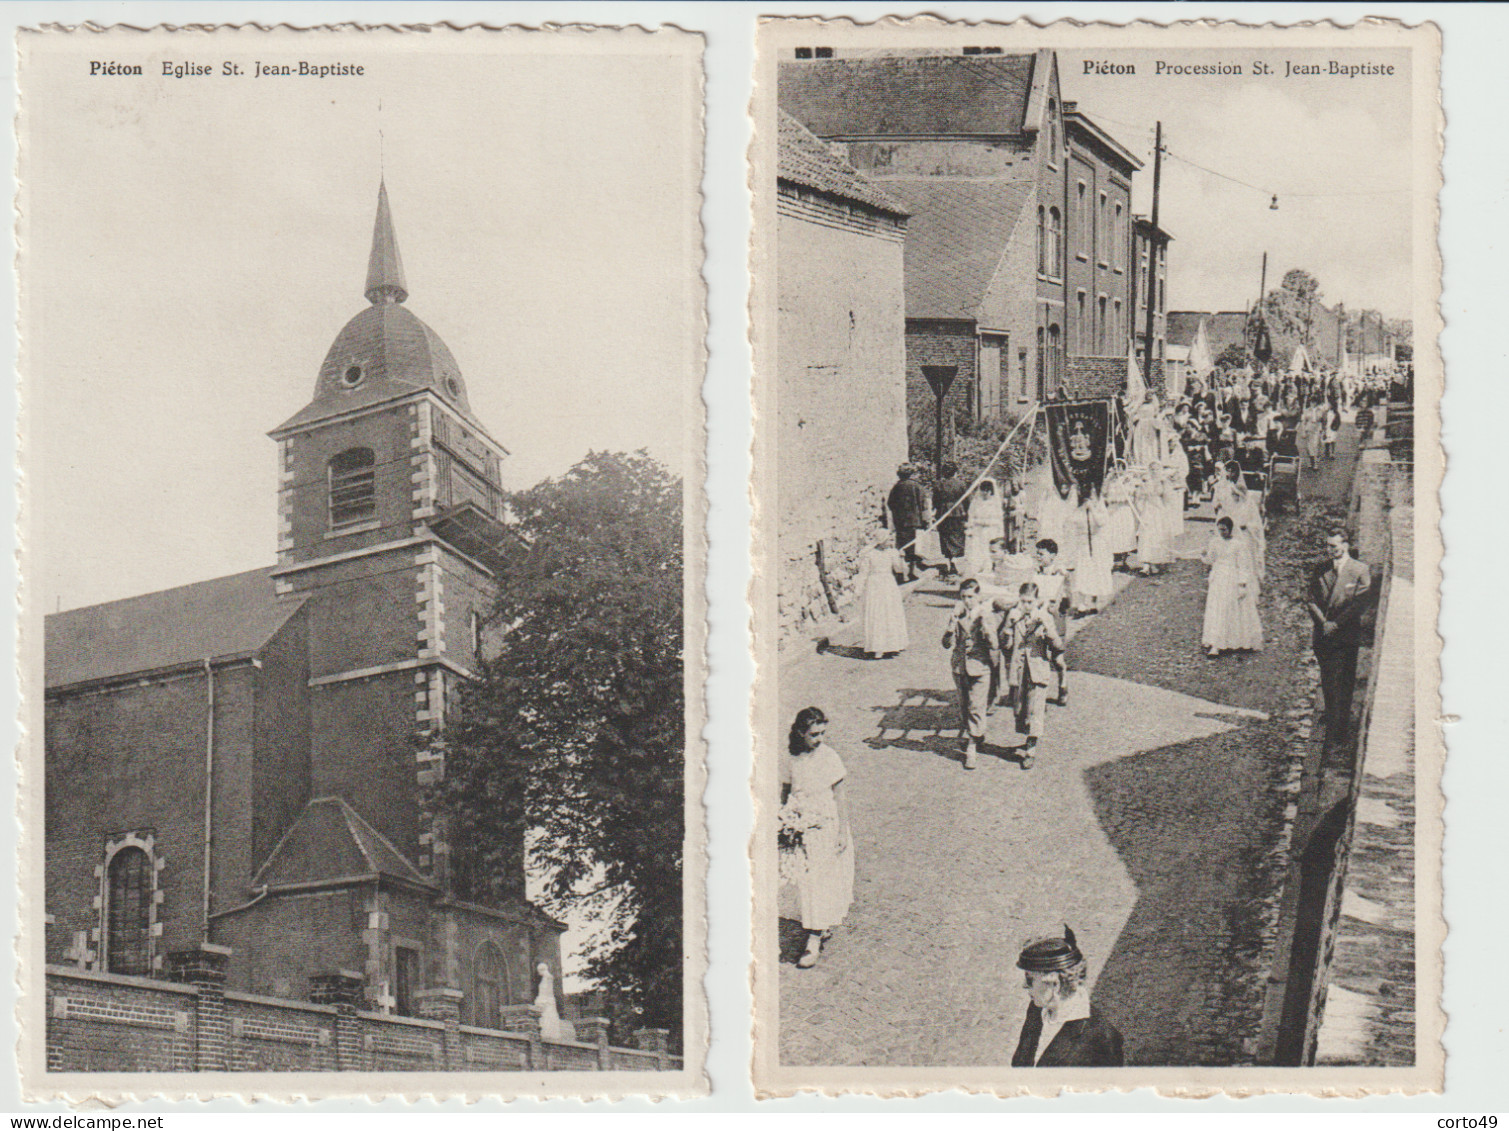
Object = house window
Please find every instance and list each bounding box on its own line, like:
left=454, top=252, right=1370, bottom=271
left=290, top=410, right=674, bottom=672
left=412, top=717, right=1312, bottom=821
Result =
left=1047, top=99, right=1059, bottom=165
left=1076, top=182, right=1089, bottom=258
left=1076, top=290, right=1087, bottom=353
left=106, top=846, right=152, bottom=976
left=1097, top=192, right=1108, bottom=264
left=1036, top=206, right=1046, bottom=275
left=328, top=447, right=376, bottom=527
left=1048, top=324, right=1063, bottom=390
left=474, top=943, right=504, bottom=1029
left=1035, top=327, right=1045, bottom=401
left=1114, top=299, right=1124, bottom=348
left=1113, top=202, right=1125, bottom=271
left=1048, top=207, right=1063, bottom=278
left=395, top=946, right=422, bottom=1016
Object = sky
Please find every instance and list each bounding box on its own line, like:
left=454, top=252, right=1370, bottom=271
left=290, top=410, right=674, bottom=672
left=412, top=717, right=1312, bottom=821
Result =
left=1059, top=46, right=1415, bottom=321
left=25, top=30, right=702, bottom=611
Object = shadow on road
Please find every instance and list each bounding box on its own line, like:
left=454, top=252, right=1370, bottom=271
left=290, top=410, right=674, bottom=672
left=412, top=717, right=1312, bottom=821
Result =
left=1081, top=719, right=1289, bottom=1066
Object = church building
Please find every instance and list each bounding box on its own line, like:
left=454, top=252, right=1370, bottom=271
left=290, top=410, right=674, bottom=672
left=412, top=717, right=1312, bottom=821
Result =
left=44, top=185, right=566, bottom=1030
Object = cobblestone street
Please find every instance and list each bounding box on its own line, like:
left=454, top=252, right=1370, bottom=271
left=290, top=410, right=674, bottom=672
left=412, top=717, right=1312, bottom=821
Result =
left=777, top=431, right=1360, bottom=1067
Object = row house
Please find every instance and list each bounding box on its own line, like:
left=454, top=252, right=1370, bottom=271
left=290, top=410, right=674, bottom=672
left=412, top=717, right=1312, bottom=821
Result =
left=780, top=49, right=1148, bottom=438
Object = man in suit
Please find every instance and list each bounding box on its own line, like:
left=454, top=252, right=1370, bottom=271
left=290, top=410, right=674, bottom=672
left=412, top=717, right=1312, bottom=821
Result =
left=1011, top=927, right=1125, bottom=1067
left=1307, top=529, right=1373, bottom=746
left=942, top=578, right=998, bottom=771
left=886, top=464, right=930, bottom=581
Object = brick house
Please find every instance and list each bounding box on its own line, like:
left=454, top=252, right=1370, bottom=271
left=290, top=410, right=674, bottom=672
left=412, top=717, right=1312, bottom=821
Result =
left=44, top=184, right=567, bottom=1034
left=1133, top=216, right=1174, bottom=393
left=776, top=111, right=910, bottom=638
left=780, top=50, right=1145, bottom=439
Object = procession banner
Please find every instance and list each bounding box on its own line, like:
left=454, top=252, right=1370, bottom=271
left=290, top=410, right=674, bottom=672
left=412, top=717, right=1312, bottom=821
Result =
left=1047, top=398, right=1112, bottom=503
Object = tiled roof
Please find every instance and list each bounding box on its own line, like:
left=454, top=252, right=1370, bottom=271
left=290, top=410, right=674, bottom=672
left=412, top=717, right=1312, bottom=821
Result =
left=879, top=177, right=1035, bottom=320
left=777, top=111, right=908, bottom=216
left=253, top=796, right=431, bottom=889
left=46, top=567, right=304, bottom=689
left=779, top=54, right=1036, bottom=138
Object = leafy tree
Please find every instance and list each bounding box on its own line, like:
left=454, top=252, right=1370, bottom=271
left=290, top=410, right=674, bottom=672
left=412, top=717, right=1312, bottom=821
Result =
left=1214, top=343, right=1251, bottom=372
left=432, top=450, right=685, bottom=1043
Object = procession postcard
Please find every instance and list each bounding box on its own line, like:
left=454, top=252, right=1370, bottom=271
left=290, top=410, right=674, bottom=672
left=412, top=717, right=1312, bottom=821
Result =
left=751, top=16, right=1442, bottom=1096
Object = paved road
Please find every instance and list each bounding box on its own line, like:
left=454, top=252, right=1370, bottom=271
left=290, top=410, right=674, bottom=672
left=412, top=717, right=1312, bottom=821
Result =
left=777, top=429, right=1360, bottom=1067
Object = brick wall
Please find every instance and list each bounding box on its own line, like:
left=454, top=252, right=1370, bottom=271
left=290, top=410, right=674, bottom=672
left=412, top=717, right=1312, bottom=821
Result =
left=904, top=320, right=977, bottom=453
left=43, top=965, right=682, bottom=1073
left=1064, top=355, right=1128, bottom=399
left=46, top=664, right=258, bottom=970
left=776, top=192, right=907, bottom=641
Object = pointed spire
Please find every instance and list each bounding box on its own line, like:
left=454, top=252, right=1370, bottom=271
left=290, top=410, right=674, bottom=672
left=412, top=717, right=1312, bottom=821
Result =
left=364, top=181, right=408, bottom=305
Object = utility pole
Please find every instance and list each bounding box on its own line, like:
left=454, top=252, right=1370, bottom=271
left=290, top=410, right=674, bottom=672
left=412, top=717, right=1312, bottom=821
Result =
left=1258, top=251, right=1267, bottom=312
left=1142, top=120, right=1162, bottom=386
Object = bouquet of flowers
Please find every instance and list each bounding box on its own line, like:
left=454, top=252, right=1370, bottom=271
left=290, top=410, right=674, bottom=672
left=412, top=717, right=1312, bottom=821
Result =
left=777, top=795, right=829, bottom=884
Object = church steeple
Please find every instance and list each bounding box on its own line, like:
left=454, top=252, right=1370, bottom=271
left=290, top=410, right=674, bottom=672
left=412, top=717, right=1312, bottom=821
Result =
left=363, top=181, right=408, bottom=305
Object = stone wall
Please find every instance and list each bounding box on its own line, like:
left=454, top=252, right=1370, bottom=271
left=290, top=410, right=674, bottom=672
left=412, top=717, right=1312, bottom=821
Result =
left=1311, top=457, right=1416, bottom=1066
left=45, top=955, right=681, bottom=1074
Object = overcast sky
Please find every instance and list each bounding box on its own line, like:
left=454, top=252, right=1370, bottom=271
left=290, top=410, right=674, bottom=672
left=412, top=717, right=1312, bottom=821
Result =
left=26, top=30, right=702, bottom=611
left=1060, top=47, right=1414, bottom=319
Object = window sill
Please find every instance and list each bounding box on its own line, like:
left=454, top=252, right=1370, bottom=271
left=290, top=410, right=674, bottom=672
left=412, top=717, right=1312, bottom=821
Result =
left=1075, top=253, right=1088, bottom=263
left=325, top=518, right=381, bottom=540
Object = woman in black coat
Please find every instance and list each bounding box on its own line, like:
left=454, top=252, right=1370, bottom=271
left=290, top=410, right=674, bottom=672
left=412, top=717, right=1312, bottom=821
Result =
left=1011, top=927, right=1125, bottom=1067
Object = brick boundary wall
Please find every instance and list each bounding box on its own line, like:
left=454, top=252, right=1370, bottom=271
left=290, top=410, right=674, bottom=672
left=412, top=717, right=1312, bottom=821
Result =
left=46, top=958, right=681, bottom=1074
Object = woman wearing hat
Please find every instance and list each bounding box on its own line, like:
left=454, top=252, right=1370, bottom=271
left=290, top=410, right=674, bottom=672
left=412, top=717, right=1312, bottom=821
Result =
left=1011, top=927, right=1125, bottom=1067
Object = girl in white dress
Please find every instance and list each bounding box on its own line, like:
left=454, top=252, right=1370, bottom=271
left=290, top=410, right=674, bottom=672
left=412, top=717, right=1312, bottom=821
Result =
left=780, top=707, right=854, bottom=968
left=1071, top=494, right=1116, bottom=613
left=1201, top=517, right=1264, bottom=655
left=963, top=478, right=1003, bottom=579
left=1162, top=427, right=1190, bottom=540
left=858, top=535, right=909, bottom=658
left=1213, top=461, right=1266, bottom=583
left=1135, top=465, right=1171, bottom=575
left=1103, top=461, right=1138, bottom=564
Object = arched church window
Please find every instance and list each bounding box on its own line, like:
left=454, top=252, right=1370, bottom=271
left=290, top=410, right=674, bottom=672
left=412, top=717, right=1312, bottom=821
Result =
left=106, top=846, right=152, bottom=976
left=328, top=448, right=376, bottom=527
left=474, top=942, right=504, bottom=1029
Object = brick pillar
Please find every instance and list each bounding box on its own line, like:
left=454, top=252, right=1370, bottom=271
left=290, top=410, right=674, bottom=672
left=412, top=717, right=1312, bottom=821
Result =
left=168, top=943, right=232, bottom=1071
left=310, top=970, right=366, bottom=1071
left=512, top=1003, right=545, bottom=1070
left=417, top=987, right=465, bottom=1071
left=632, top=1027, right=670, bottom=1070
left=575, top=1017, right=612, bottom=1070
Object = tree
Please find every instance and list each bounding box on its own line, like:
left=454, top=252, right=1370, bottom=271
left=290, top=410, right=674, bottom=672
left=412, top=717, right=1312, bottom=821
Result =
left=432, top=450, right=685, bottom=1043
left=1261, top=268, right=1324, bottom=359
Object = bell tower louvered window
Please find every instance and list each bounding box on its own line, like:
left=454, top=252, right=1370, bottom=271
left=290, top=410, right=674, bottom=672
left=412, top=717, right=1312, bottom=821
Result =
left=328, top=447, right=376, bottom=527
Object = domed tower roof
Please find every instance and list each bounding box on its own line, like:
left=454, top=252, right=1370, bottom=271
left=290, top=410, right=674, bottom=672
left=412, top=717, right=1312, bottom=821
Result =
left=274, top=182, right=478, bottom=434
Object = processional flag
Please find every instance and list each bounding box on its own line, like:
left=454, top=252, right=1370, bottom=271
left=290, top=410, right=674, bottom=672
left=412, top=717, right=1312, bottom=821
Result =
left=1047, top=398, right=1112, bottom=505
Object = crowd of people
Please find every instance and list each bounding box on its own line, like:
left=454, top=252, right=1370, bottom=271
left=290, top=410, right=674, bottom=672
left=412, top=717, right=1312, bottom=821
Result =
left=780, top=359, right=1391, bottom=1057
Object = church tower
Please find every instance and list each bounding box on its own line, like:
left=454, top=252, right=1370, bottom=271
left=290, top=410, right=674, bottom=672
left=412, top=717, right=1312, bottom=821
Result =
left=268, top=183, right=513, bottom=882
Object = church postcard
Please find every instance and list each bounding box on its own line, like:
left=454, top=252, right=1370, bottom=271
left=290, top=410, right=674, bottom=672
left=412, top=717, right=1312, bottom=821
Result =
left=18, top=23, right=707, bottom=1101
left=751, top=17, right=1443, bottom=1096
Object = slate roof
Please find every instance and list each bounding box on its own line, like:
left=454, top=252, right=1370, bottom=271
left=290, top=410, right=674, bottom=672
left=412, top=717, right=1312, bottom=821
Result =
left=779, top=54, right=1037, bottom=138
left=879, top=177, right=1035, bottom=320
left=46, top=567, right=303, bottom=689
left=777, top=111, right=908, bottom=216
left=273, top=302, right=480, bottom=434
left=253, top=796, right=432, bottom=890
